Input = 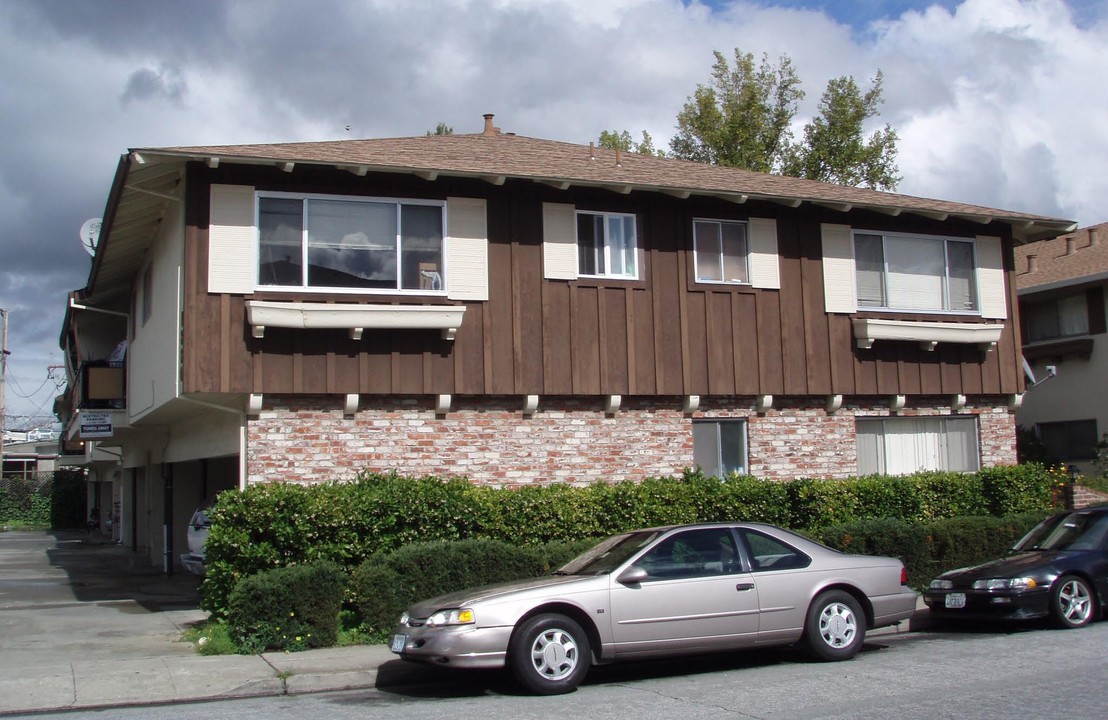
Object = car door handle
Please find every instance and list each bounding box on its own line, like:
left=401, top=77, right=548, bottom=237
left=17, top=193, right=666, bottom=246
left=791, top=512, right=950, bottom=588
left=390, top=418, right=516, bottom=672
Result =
left=736, top=583, right=755, bottom=592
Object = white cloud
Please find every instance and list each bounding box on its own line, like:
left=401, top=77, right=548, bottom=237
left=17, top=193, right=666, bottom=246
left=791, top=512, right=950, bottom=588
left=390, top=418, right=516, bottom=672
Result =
left=875, top=0, right=1108, bottom=219
left=2, top=0, right=1106, bottom=424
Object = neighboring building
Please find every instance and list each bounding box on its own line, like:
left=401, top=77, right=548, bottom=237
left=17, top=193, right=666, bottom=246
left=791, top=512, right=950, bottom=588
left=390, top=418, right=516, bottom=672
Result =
left=1015, top=223, right=1108, bottom=475
left=1, top=432, right=62, bottom=478
left=56, top=114, right=1074, bottom=569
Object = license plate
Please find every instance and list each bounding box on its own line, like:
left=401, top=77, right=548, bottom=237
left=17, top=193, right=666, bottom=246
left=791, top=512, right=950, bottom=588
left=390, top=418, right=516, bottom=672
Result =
left=390, top=634, right=407, bottom=653
left=945, top=592, right=966, bottom=609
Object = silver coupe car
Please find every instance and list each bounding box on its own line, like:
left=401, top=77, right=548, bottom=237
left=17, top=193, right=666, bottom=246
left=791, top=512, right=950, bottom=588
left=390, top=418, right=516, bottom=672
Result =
left=391, top=522, right=918, bottom=694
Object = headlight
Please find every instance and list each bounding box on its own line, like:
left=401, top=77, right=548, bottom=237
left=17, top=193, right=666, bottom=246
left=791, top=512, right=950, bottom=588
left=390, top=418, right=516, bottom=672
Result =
left=972, top=577, right=1037, bottom=591
left=426, top=608, right=475, bottom=627
left=398, top=612, right=410, bottom=625
left=930, top=579, right=953, bottom=590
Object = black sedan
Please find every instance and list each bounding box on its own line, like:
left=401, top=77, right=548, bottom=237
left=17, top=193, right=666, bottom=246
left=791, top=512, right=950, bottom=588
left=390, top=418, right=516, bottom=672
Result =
left=924, top=505, right=1108, bottom=628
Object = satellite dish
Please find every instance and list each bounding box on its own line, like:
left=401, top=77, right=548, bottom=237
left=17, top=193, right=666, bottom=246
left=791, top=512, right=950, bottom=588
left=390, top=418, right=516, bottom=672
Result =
left=79, top=218, right=102, bottom=257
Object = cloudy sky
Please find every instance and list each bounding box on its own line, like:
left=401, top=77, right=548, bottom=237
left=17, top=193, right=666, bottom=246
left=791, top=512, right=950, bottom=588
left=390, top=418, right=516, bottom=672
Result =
left=1, top=0, right=1106, bottom=429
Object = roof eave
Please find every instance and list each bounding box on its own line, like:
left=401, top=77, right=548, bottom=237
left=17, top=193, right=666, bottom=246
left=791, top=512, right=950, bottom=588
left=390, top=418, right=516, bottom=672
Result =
left=129, top=148, right=1077, bottom=242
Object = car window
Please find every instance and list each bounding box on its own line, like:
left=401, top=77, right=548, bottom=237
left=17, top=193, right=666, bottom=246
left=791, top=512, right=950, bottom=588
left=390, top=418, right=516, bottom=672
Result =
left=738, top=529, right=811, bottom=571
left=636, top=528, right=739, bottom=580
left=559, top=531, right=662, bottom=575
left=1060, top=514, right=1108, bottom=551
left=1018, top=512, right=1108, bottom=552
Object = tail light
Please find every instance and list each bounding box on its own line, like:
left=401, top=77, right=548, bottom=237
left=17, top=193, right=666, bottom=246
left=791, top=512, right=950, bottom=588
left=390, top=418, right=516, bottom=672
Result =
left=901, top=567, right=908, bottom=586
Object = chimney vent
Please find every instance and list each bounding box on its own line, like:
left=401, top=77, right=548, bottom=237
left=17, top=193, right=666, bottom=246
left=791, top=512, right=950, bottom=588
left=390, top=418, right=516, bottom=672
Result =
left=482, top=114, right=500, bottom=136
left=1026, top=254, right=1038, bottom=273
left=1065, top=236, right=1076, bottom=255
left=589, top=142, right=596, bottom=160
left=1089, top=227, right=1099, bottom=246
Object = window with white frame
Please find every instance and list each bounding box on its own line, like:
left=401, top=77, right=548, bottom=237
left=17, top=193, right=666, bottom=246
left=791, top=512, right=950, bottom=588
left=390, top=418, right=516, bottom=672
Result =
left=694, top=219, right=749, bottom=284
left=693, top=420, right=748, bottom=477
left=576, top=211, right=637, bottom=279
left=257, top=194, right=445, bottom=292
left=1026, top=294, right=1089, bottom=342
left=854, top=232, right=978, bottom=313
left=856, top=416, right=979, bottom=475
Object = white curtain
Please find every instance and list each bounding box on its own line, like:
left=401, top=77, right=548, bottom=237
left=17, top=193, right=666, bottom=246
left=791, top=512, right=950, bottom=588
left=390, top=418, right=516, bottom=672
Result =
left=857, top=417, right=980, bottom=475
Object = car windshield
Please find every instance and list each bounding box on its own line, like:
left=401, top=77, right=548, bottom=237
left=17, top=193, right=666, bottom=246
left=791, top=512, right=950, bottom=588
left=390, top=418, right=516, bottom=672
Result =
left=556, top=531, right=663, bottom=575
left=1015, top=512, right=1108, bottom=552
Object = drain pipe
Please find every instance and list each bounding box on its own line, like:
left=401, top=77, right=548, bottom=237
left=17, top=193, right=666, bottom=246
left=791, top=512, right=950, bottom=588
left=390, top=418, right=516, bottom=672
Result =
left=163, top=463, right=173, bottom=575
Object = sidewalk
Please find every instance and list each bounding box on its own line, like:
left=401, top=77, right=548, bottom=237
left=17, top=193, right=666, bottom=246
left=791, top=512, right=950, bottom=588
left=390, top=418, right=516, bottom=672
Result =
left=0, top=530, right=398, bottom=715
left=0, top=529, right=930, bottom=715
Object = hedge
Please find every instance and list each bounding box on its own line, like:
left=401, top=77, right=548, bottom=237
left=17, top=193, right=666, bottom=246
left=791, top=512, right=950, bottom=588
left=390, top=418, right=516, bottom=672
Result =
left=349, top=537, right=594, bottom=634
left=811, top=512, right=1049, bottom=588
left=0, top=471, right=86, bottom=529
left=225, top=560, right=345, bottom=653
left=351, top=515, right=1051, bottom=636
left=201, top=465, right=1063, bottom=616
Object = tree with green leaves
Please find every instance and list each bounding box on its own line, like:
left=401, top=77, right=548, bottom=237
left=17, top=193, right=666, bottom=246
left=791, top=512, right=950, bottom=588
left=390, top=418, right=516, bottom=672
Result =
left=427, top=122, right=453, bottom=136
left=782, top=72, right=900, bottom=190
left=669, top=49, right=803, bottom=173
left=670, top=49, right=899, bottom=190
left=597, top=129, right=665, bottom=156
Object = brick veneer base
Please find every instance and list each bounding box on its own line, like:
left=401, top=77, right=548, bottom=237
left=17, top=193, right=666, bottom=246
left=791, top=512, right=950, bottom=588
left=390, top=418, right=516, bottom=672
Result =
left=1072, top=485, right=1108, bottom=509
left=245, top=395, right=1018, bottom=486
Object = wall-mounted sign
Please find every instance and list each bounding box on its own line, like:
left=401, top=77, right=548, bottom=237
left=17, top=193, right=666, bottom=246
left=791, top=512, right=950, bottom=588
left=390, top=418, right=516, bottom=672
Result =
left=79, top=412, right=113, bottom=439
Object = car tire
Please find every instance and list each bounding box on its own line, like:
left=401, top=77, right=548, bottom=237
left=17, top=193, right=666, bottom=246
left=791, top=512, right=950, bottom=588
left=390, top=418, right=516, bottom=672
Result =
left=508, top=613, right=591, bottom=695
left=1050, top=575, right=1095, bottom=629
left=803, top=590, right=866, bottom=662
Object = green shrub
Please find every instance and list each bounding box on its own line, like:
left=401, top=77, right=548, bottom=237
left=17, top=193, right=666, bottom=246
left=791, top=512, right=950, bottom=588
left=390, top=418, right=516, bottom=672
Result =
left=813, top=517, right=935, bottom=587
left=202, top=465, right=1059, bottom=616
left=979, top=464, right=1060, bottom=515
left=225, top=560, right=345, bottom=653
left=0, top=471, right=85, bottom=528
left=348, top=564, right=404, bottom=639
left=816, top=511, right=1052, bottom=589
left=349, top=538, right=592, bottom=634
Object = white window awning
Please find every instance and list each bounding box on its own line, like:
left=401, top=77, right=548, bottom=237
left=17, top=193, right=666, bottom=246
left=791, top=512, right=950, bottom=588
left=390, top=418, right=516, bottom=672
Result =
left=852, top=318, right=1003, bottom=352
left=245, top=300, right=466, bottom=341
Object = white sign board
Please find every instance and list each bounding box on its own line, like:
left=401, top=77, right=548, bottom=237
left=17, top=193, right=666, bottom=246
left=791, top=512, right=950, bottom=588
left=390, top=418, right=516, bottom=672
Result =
left=79, top=412, right=113, bottom=439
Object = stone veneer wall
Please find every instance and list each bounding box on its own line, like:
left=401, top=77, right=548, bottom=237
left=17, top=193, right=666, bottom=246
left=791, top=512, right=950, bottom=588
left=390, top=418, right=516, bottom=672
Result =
left=245, top=395, right=1017, bottom=486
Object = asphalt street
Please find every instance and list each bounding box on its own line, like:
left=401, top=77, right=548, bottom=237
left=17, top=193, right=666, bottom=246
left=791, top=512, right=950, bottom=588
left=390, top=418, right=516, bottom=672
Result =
left=10, top=621, right=1107, bottom=720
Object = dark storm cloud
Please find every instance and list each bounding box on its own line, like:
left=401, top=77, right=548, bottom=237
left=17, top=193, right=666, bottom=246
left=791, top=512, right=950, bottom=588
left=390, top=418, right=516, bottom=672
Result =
left=8, top=0, right=233, bottom=59
left=121, top=65, right=187, bottom=105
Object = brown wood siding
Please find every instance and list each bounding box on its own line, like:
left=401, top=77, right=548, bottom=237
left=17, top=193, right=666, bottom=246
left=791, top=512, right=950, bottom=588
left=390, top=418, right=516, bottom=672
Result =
left=180, top=164, right=1025, bottom=401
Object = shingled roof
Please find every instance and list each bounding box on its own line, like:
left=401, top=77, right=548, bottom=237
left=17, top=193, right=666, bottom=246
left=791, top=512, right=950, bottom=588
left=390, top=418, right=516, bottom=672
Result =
left=134, top=114, right=1073, bottom=242
left=1015, top=222, right=1108, bottom=293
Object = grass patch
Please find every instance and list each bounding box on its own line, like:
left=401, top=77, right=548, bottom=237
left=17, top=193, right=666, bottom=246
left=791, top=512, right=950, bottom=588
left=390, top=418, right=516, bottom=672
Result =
left=182, top=619, right=239, bottom=656
left=337, top=609, right=386, bottom=646
left=183, top=613, right=385, bottom=655
left=1, top=521, right=50, bottom=531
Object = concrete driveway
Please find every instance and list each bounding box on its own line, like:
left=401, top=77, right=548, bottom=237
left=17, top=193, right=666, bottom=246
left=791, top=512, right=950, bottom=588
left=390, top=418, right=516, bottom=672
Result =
left=0, top=530, right=208, bottom=712
left=0, top=530, right=391, bottom=715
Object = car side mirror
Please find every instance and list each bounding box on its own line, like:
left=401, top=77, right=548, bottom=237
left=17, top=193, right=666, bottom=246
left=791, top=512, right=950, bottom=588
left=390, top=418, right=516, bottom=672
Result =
left=617, top=566, right=649, bottom=585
